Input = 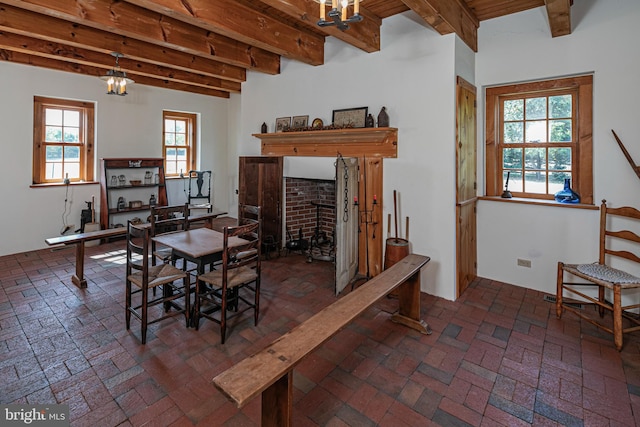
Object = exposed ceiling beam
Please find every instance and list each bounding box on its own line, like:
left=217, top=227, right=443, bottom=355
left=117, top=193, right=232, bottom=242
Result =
left=124, top=0, right=326, bottom=66
left=0, top=49, right=230, bottom=97
left=0, top=0, right=281, bottom=74
left=0, top=4, right=248, bottom=82
left=545, top=0, right=572, bottom=37
left=400, top=0, right=479, bottom=52
left=259, top=0, right=381, bottom=53
left=0, top=32, right=241, bottom=93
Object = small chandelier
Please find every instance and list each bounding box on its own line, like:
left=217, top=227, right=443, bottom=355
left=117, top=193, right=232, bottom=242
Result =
left=317, top=0, right=362, bottom=31
left=100, top=52, right=134, bottom=96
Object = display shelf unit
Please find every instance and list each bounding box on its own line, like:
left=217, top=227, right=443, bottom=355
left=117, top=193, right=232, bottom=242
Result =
left=100, top=158, right=167, bottom=230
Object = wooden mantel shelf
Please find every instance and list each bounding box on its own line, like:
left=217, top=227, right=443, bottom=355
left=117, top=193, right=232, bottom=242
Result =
left=254, top=127, right=398, bottom=158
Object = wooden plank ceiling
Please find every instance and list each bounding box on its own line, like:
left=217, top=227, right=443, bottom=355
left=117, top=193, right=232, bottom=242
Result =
left=0, top=0, right=572, bottom=98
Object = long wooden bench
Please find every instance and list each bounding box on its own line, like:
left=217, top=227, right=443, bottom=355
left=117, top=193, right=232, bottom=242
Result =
left=45, top=211, right=228, bottom=288
left=213, top=253, right=430, bottom=426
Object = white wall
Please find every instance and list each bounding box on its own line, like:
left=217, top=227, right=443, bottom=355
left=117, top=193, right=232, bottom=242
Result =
left=232, top=13, right=461, bottom=300
left=476, top=0, right=640, bottom=295
left=0, top=62, right=229, bottom=256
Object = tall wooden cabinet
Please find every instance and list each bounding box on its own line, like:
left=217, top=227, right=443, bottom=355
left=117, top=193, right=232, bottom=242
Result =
left=238, top=156, right=283, bottom=250
left=100, top=158, right=167, bottom=229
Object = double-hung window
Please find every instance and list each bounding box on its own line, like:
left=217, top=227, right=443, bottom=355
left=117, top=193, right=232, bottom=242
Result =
left=485, top=75, right=593, bottom=204
left=163, top=111, right=197, bottom=177
left=32, top=97, right=95, bottom=184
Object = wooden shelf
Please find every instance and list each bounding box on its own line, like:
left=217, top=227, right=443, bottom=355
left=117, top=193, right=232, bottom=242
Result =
left=254, top=127, right=398, bottom=158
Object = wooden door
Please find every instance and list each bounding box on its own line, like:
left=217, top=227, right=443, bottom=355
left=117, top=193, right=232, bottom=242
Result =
left=335, top=157, right=359, bottom=295
left=238, top=156, right=283, bottom=250
left=456, top=77, right=478, bottom=298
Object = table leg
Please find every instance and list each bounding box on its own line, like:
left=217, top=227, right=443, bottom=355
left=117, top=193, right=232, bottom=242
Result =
left=71, top=243, right=87, bottom=288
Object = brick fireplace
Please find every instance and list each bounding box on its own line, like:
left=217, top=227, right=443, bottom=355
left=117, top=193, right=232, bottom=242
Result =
left=285, top=177, right=336, bottom=259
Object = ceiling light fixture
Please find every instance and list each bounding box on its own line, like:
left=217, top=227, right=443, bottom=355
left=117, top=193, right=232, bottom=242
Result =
left=317, top=0, right=362, bottom=31
left=100, top=52, right=134, bottom=96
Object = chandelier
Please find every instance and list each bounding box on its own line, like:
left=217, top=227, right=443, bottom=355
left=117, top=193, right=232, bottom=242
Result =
left=317, top=0, right=362, bottom=31
left=100, top=52, right=134, bottom=96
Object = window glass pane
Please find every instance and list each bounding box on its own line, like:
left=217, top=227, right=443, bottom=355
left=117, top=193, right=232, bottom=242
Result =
left=176, top=134, right=186, bottom=145
left=165, top=119, right=175, bottom=132
left=166, top=147, right=176, bottom=159
left=525, top=121, right=546, bottom=142
left=64, top=127, right=79, bottom=143
left=45, top=145, right=63, bottom=161
left=45, top=126, right=63, bottom=142
left=64, top=110, right=80, bottom=127
left=177, top=161, right=187, bottom=174
left=175, top=120, right=186, bottom=133
left=524, top=147, right=546, bottom=170
left=525, top=97, right=547, bottom=120
left=176, top=148, right=187, bottom=160
left=64, top=146, right=80, bottom=161
left=45, top=108, right=62, bottom=126
left=166, top=162, right=177, bottom=175
left=165, top=134, right=175, bottom=146
left=503, top=148, right=522, bottom=169
left=504, top=122, right=523, bottom=143
left=550, top=171, right=571, bottom=194
left=503, top=99, right=523, bottom=121
left=549, top=147, right=572, bottom=172
left=524, top=171, right=548, bottom=194
left=549, top=95, right=572, bottom=118
left=506, top=170, right=523, bottom=192
left=549, top=120, right=572, bottom=142
left=65, top=163, right=80, bottom=179
left=46, top=162, right=63, bottom=180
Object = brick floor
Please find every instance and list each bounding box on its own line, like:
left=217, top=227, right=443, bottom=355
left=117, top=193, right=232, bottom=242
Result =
left=1, top=242, right=640, bottom=426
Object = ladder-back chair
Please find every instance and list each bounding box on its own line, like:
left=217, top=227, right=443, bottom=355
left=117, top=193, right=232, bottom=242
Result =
left=193, top=221, right=261, bottom=343
left=557, top=199, right=640, bottom=350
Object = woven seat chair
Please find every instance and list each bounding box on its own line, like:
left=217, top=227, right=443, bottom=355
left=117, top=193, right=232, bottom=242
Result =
left=126, top=221, right=189, bottom=344
left=149, top=203, right=189, bottom=267
left=193, top=221, right=261, bottom=343
left=557, top=200, right=640, bottom=350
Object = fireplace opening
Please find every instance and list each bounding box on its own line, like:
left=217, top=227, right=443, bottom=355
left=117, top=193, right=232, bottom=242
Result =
left=284, top=177, right=336, bottom=262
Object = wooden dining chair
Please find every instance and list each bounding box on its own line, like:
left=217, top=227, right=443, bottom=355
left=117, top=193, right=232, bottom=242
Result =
left=150, top=203, right=189, bottom=267
left=193, top=221, right=261, bottom=343
left=557, top=200, right=640, bottom=350
left=125, top=220, right=190, bottom=344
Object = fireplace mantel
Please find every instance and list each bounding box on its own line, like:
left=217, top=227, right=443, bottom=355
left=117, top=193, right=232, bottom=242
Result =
left=254, top=127, right=398, bottom=158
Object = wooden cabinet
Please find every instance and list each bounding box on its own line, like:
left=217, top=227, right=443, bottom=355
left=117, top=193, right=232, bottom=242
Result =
left=100, top=158, right=167, bottom=229
left=238, top=156, right=283, bottom=251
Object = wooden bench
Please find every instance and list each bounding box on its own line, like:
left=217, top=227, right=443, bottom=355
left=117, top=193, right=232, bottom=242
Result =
left=212, top=253, right=430, bottom=426
left=45, top=211, right=228, bottom=288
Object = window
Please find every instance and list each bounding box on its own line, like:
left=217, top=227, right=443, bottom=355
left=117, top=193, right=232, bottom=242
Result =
left=485, top=75, right=593, bottom=204
left=32, top=97, right=95, bottom=184
left=163, top=111, right=197, bottom=177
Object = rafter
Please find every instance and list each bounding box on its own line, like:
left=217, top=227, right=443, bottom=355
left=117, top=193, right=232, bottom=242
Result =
left=124, top=0, right=326, bottom=66
left=545, top=0, right=572, bottom=38
left=0, top=49, right=230, bottom=97
left=400, top=0, right=479, bottom=52
left=0, top=32, right=241, bottom=93
left=0, top=4, right=248, bottom=82
left=0, top=0, right=281, bottom=74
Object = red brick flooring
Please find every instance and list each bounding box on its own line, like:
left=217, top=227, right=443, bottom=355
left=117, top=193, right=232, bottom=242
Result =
left=1, top=242, right=640, bottom=426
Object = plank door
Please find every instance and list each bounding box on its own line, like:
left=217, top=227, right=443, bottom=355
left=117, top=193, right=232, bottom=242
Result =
left=238, top=156, right=283, bottom=250
left=335, top=157, right=359, bottom=295
left=456, top=77, right=478, bottom=298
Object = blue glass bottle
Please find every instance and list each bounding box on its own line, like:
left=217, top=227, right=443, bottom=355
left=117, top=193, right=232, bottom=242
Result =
left=554, top=178, right=580, bottom=203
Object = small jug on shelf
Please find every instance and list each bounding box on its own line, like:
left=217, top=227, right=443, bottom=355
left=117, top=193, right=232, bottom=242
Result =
left=144, top=171, right=153, bottom=185
left=149, top=194, right=157, bottom=207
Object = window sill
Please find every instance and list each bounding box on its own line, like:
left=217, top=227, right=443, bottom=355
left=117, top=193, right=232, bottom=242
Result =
left=30, top=181, right=99, bottom=188
left=479, top=196, right=598, bottom=210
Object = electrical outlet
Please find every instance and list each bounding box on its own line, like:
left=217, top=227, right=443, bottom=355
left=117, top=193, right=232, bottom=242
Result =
left=517, top=258, right=532, bottom=268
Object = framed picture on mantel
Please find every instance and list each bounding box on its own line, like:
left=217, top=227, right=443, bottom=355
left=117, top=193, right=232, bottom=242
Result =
left=275, top=117, right=291, bottom=132
left=332, top=107, right=368, bottom=128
